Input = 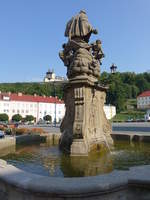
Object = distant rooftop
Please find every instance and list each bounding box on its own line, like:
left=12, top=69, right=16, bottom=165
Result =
left=138, top=91, right=150, bottom=98
left=44, top=69, right=66, bottom=82
left=0, top=92, right=64, bottom=104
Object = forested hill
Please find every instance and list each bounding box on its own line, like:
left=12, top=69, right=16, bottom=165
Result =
left=99, top=72, right=150, bottom=111
left=0, top=82, right=63, bottom=99
left=0, top=72, right=150, bottom=112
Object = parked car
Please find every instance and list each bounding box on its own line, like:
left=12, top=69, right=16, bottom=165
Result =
left=0, top=130, right=5, bottom=138
left=37, top=120, right=46, bottom=125
left=126, top=118, right=133, bottom=122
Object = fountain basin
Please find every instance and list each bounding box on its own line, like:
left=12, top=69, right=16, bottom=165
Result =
left=0, top=161, right=150, bottom=200
left=1, top=141, right=150, bottom=177
left=0, top=134, right=150, bottom=199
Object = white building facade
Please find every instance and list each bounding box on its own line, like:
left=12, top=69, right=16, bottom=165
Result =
left=43, top=69, right=66, bottom=83
left=137, top=91, right=150, bottom=109
left=0, top=92, right=116, bottom=122
left=0, top=92, right=65, bottom=123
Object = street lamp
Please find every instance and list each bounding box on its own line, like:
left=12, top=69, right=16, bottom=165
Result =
left=53, top=81, right=57, bottom=127
left=52, top=80, right=68, bottom=127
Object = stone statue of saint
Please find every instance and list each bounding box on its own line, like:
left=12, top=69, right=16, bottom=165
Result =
left=65, top=10, right=97, bottom=41
left=59, top=10, right=104, bottom=81
left=59, top=11, right=113, bottom=155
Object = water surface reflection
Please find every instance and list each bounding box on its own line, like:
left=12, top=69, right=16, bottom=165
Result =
left=1, top=141, right=150, bottom=177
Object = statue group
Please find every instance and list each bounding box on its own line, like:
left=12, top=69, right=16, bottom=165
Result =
left=59, top=11, right=113, bottom=156
left=59, top=10, right=104, bottom=81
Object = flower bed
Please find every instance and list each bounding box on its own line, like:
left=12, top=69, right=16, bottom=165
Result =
left=4, top=127, right=45, bottom=136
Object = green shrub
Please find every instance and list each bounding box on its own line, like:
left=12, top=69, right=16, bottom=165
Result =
left=12, top=114, right=22, bottom=122
left=0, top=113, right=9, bottom=122
left=5, top=128, right=12, bottom=135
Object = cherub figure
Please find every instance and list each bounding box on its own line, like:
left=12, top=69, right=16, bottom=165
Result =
left=91, top=40, right=105, bottom=65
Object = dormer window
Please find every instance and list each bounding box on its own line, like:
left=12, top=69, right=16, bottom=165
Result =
left=3, top=96, right=10, bottom=101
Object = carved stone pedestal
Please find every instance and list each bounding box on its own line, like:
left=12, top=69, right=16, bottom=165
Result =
left=59, top=77, right=113, bottom=156
left=71, top=139, right=88, bottom=156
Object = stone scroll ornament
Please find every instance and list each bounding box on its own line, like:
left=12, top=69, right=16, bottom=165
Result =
left=59, top=10, right=105, bottom=81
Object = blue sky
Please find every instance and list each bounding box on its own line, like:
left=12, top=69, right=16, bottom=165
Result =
left=0, top=0, right=150, bottom=82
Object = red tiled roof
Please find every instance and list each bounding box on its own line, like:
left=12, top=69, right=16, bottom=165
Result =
left=137, top=91, right=150, bottom=98
left=0, top=93, right=64, bottom=104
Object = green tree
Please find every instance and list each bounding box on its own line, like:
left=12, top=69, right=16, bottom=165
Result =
left=43, top=115, right=52, bottom=122
left=135, top=74, right=150, bottom=93
left=99, top=72, right=109, bottom=85
left=25, top=115, right=35, bottom=122
left=131, top=85, right=139, bottom=98
left=143, top=72, right=150, bottom=82
left=107, top=82, right=126, bottom=111
left=103, top=73, right=126, bottom=111
left=12, top=114, right=22, bottom=122
left=120, top=72, right=136, bottom=85
left=0, top=113, right=9, bottom=122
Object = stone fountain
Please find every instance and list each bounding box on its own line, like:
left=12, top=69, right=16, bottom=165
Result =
left=59, top=10, right=113, bottom=156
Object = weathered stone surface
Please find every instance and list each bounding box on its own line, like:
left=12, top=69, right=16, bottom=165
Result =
left=65, top=10, right=94, bottom=39
left=1, top=163, right=150, bottom=199
left=59, top=78, right=113, bottom=155
left=0, top=137, right=16, bottom=157
left=59, top=10, right=104, bottom=80
left=59, top=10, right=113, bottom=155
left=0, top=159, right=7, bottom=168
left=71, top=139, right=88, bottom=156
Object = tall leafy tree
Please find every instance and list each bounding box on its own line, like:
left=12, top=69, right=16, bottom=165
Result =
left=43, top=115, right=52, bottom=122
left=12, top=114, right=22, bottom=122
left=0, top=113, right=9, bottom=122
left=24, top=115, right=35, bottom=122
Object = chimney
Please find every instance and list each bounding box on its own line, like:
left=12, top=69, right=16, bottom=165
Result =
left=8, top=91, right=11, bottom=95
left=18, top=92, right=22, bottom=96
left=0, top=91, right=1, bottom=94
left=34, top=93, right=37, bottom=97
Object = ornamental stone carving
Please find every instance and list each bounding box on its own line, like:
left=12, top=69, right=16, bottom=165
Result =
left=59, top=10, right=104, bottom=81
left=59, top=10, right=113, bottom=156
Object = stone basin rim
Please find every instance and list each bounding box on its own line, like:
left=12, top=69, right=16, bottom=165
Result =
left=1, top=160, right=150, bottom=198
left=1, top=135, right=150, bottom=198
